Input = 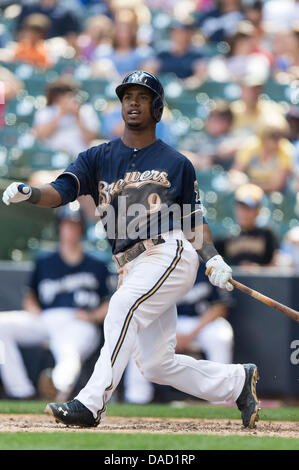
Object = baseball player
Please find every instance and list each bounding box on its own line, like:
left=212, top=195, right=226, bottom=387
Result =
left=0, top=204, right=111, bottom=401
left=124, top=262, right=234, bottom=405
left=2, top=70, right=259, bottom=428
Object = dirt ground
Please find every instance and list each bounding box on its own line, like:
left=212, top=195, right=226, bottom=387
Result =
left=0, top=414, right=298, bottom=438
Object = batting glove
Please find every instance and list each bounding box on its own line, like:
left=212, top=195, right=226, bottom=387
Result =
left=2, top=182, right=32, bottom=206
left=205, top=255, right=233, bottom=291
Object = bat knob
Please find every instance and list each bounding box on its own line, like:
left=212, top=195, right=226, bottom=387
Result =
left=18, top=184, right=31, bottom=195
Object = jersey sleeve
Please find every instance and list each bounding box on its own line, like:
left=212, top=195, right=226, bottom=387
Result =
left=50, top=146, right=99, bottom=205
left=180, top=158, right=207, bottom=229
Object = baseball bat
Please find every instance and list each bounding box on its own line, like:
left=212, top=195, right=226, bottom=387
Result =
left=18, top=184, right=31, bottom=195
left=229, top=278, right=299, bottom=322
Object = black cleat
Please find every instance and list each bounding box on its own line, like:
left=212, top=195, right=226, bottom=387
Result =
left=45, top=399, right=99, bottom=428
left=236, top=363, right=260, bottom=429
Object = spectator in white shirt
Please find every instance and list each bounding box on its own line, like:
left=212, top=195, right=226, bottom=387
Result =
left=33, top=78, right=100, bottom=158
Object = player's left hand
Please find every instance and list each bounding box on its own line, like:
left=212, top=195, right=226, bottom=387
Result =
left=205, top=255, right=233, bottom=291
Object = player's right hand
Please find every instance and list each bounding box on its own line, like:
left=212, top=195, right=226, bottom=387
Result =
left=2, top=182, right=32, bottom=206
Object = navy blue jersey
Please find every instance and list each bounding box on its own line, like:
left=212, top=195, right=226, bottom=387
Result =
left=177, top=263, right=232, bottom=317
left=51, top=138, right=205, bottom=255
left=27, top=251, right=112, bottom=311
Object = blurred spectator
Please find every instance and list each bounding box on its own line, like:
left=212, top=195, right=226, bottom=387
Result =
left=77, top=15, right=113, bottom=63
left=230, top=76, right=285, bottom=136
left=287, top=106, right=299, bottom=189
left=272, top=25, right=299, bottom=82
left=207, top=21, right=271, bottom=82
left=0, top=204, right=112, bottom=400
left=16, top=0, right=81, bottom=43
left=124, top=262, right=234, bottom=404
left=197, top=0, right=244, bottom=43
left=243, top=0, right=265, bottom=45
left=215, top=183, right=279, bottom=267
left=179, top=100, right=242, bottom=170
left=32, top=77, right=100, bottom=157
left=76, top=0, right=112, bottom=15
left=234, top=115, right=294, bottom=193
left=14, top=14, right=51, bottom=69
left=287, top=105, right=299, bottom=144
left=0, top=65, right=23, bottom=129
left=275, top=226, right=299, bottom=273
left=93, top=9, right=153, bottom=78
left=263, top=0, right=299, bottom=33
left=144, top=19, right=204, bottom=80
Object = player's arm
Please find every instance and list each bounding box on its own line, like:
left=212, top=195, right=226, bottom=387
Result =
left=192, top=223, right=233, bottom=291
left=23, top=290, right=42, bottom=316
left=2, top=182, right=62, bottom=207
left=76, top=300, right=109, bottom=324
left=2, top=147, right=98, bottom=208
left=181, top=159, right=233, bottom=291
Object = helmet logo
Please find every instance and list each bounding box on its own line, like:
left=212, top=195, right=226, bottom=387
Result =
left=131, top=71, right=147, bottom=83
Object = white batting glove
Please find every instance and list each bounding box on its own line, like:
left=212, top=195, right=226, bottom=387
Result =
left=205, top=255, right=233, bottom=291
left=2, top=182, right=32, bottom=206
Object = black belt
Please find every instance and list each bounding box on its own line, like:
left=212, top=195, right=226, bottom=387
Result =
left=113, top=236, right=165, bottom=268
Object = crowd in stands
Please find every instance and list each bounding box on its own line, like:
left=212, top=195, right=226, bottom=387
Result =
left=0, top=0, right=299, bottom=271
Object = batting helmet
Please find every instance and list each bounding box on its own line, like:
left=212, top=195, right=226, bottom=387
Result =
left=56, top=203, right=86, bottom=233
left=115, top=70, right=164, bottom=122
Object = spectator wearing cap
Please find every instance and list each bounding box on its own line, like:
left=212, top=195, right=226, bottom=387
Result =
left=0, top=204, right=114, bottom=401
left=233, top=115, right=294, bottom=194
left=14, top=14, right=52, bottom=69
left=215, top=184, right=279, bottom=267
left=143, top=19, right=205, bottom=80
left=230, top=76, right=285, bottom=137
left=32, top=78, right=100, bottom=157
left=16, top=0, right=81, bottom=42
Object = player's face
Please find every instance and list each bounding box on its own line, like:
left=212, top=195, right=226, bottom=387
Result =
left=121, top=85, right=155, bottom=129
left=235, top=202, right=259, bottom=230
left=58, top=220, right=83, bottom=245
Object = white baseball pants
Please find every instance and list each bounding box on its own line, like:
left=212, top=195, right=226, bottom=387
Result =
left=75, top=234, right=245, bottom=420
left=124, top=316, right=234, bottom=404
left=0, top=308, right=100, bottom=397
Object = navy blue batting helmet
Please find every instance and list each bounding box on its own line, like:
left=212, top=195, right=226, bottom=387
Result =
left=115, top=70, right=164, bottom=122
left=56, top=203, right=85, bottom=232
